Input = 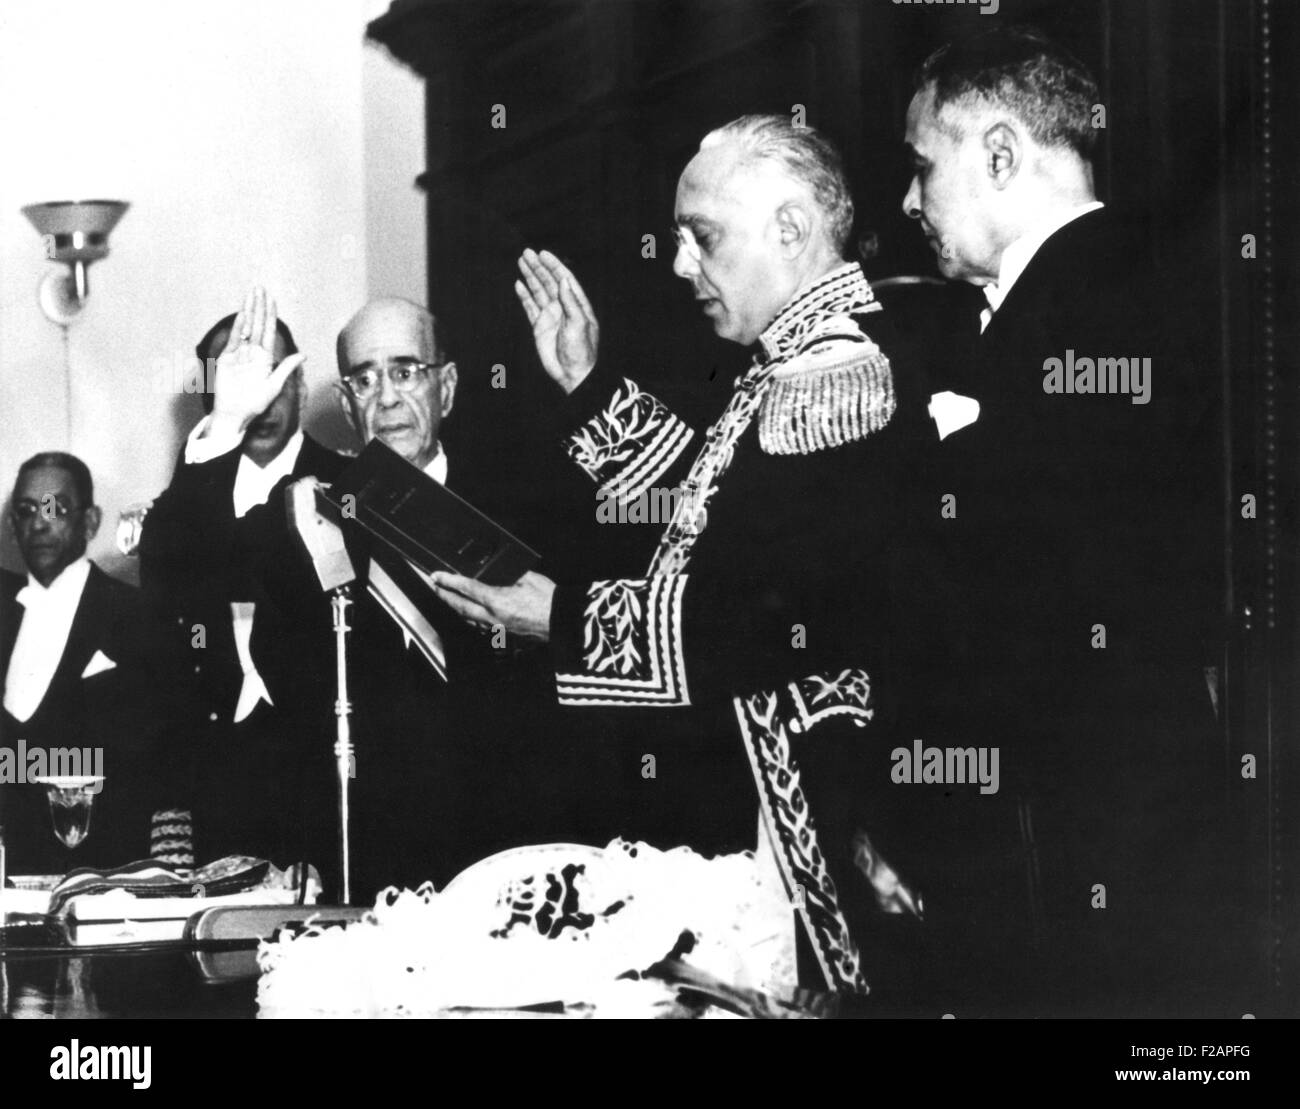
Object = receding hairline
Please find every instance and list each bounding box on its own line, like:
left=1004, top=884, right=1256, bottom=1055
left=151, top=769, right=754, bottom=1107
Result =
left=678, top=136, right=819, bottom=215
left=336, top=298, right=444, bottom=373
left=686, top=116, right=854, bottom=253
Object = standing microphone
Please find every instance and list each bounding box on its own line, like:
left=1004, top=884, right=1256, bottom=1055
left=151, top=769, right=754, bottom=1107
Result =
left=287, top=479, right=358, bottom=905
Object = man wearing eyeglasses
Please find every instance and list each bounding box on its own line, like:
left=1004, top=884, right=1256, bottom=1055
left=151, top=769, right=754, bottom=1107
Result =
left=142, top=288, right=544, bottom=899
left=2, top=453, right=183, bottom=874
left=333, top=298, right=457, bottom=477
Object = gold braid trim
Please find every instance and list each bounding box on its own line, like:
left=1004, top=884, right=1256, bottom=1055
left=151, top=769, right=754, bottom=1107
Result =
left=734, top=671, right=875, bottom=994
left=758, top=345, right=896, bottom=456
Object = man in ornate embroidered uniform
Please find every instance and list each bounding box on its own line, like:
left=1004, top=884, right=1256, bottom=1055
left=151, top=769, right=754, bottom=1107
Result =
left=431, top=116, right=934, bottom=1003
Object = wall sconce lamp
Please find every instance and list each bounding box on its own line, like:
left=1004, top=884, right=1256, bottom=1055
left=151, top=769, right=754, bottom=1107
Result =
left=21, top=200, right=130, bottom=325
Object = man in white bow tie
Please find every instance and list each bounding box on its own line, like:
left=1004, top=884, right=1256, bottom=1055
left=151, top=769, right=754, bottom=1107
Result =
left=140, top=307, right=343, bottom=867
left=146, top=287, right=545, bottom=901
left=2, top=453, right=186, bottom=874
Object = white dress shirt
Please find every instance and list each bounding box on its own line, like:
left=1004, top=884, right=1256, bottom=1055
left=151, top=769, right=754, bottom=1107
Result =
left=184, top=418, right=304, bottom=516
left=980, top=201, right=1106, bottom=333
left=187, top=416, right=451, bottom=688
left=183, top=420, right=306, bottom=722
left=3, top=557, right=93, bottom=723
left=232, top=431, right=305, bottom=519
left=422, top=448, right=448, bottom=487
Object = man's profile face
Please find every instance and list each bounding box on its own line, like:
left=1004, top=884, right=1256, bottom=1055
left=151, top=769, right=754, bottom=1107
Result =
left=10, top=465, right=100, bottom=587
left=206, top=328, right=301, bottom=467
left=337, top=302, right=456, bottom=471
left=902, top=86, right=1002, bottom=284
left=672, top=143, right=798, bottom=346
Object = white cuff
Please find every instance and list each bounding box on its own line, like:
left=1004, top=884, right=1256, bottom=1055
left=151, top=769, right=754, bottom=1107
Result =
left=184, top=415, right=244, bottom=464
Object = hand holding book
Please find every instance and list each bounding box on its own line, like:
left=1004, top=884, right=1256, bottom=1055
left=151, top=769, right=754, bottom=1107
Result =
left=428, top=570, right=555, bottom=642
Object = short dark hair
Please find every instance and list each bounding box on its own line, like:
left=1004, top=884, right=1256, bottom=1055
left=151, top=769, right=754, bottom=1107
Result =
left=194, top=313, right=298, bottom=414
left=16, top=452, right=94, bottom=508
left=703, top=114, right=856, bottom=253
left=916, top=26, right=1100, bottom=158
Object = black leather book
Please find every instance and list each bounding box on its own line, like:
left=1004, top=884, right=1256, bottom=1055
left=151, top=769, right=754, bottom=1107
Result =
left=319, top=440, right=540, bottom=586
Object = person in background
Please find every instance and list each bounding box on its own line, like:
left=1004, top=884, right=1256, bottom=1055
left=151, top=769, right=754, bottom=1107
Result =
left=155, top=288, right=551, bottom=901
left=899, top=25, right=1224, bottom=1014
left=140, top=312, right=341, bottom=868
left=2, top=452, right=187, bottom=874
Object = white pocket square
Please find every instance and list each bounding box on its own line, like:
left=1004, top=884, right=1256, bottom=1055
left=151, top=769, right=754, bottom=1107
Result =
left=928, top=390, right=981, bottom=441
left=81, top=650, right=117, bottom=678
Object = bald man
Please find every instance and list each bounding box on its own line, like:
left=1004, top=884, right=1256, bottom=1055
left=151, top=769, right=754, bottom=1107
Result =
left=148, top=288, right=541, bottom=901
left=334, top=298, right=458, bottom=475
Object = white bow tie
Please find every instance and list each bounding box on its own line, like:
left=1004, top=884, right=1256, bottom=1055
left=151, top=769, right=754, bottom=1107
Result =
left=16, top=583, right=55, bottom=611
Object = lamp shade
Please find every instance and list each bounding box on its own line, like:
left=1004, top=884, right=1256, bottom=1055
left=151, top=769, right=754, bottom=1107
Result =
left=22, top=200, right=130, bottom=264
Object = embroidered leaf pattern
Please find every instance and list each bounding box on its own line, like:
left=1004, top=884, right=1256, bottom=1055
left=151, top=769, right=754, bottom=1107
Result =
left=567, top=380, right=672, bottom=484
left=739, top=685, right=867, bottom=992
left=804, top=669, right=871, bottom=708
left=582, top=579, right=647, bottom=676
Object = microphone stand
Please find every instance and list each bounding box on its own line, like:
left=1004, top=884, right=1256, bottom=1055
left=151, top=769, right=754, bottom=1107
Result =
left=330, top=586, right=354, bottom=905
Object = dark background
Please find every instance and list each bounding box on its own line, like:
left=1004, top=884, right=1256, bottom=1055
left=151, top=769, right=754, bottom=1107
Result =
left=366, top=0, right=1298, bottom=1015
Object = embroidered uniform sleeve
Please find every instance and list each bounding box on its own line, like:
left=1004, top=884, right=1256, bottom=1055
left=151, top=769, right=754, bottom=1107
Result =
left=553, top=576, right=691, bottom=706
left=563, top=377, right=694, bottom=509
left=550, top=436, right=918, bottom=709
left=551, top=288, right=927, bottom=713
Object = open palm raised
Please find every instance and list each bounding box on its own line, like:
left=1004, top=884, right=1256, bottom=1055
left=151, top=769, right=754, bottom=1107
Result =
left=514, top=248, right=600, bottom=395
left=208, top=285, right=305, bottom=437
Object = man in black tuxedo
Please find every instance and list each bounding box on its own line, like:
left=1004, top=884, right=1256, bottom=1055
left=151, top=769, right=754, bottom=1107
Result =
left=140, top=312, right=343, bottom=869
left=2, top=453, right=183, bottom=875
left=900, top=27, right=1223, bottom=1015
left=147, top=289, right=549, bottom=902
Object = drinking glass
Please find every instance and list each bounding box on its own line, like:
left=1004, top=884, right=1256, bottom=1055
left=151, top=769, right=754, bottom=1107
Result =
left=31, top=776, right=103, bottom=849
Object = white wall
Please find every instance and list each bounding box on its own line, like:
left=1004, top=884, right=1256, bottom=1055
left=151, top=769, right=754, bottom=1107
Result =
left=0, top=0, right=426, bottom=581
left=363, top=5, right=429, bottom=305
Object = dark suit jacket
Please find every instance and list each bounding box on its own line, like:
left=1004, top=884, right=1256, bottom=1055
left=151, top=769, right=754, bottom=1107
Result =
left=141, top=436, right=553, bottom=901
left=1, top=563, right=182, bottom=874
left=912, top=207, right=1224, bottom=1014
left=138, top=433, right=348, bottom=867
left=140, top=433, right=346, bottom=717
left=255, top=451, right=562, bottom=900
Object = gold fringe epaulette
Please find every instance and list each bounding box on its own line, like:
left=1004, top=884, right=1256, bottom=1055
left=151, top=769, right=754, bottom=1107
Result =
left=758, top=337, right=896, bottom=456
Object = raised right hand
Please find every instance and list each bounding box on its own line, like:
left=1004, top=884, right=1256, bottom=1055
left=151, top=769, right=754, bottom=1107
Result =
left=514, top=249, right=599, bottom=394
left=206, top=286, right=305, bottom=439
